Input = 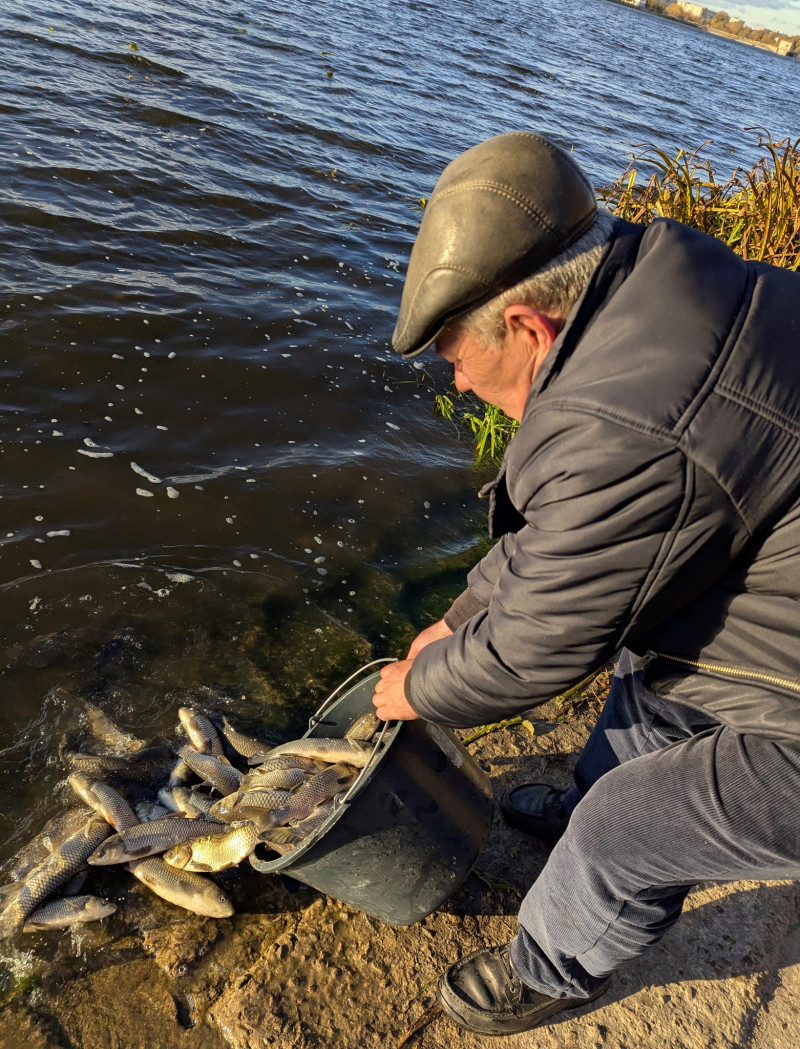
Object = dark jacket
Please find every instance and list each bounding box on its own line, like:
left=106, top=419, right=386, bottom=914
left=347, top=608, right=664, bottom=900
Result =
left=406, top=217, right=800, bottom=741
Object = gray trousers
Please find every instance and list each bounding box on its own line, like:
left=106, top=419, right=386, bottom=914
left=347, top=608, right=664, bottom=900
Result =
left=509, top=649, right=800, bottom=998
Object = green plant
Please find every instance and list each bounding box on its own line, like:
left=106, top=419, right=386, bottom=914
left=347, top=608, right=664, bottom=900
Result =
left=434, top=392, right=518, bottom=464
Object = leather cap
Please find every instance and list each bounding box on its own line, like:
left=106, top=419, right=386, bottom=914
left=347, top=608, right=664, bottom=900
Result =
left=392, top=131, right=598, bottom=357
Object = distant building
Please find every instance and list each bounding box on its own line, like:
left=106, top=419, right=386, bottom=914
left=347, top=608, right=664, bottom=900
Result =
left=677, top=1, right=711, bottom=17
left=777, top=38, right=799, bottom=55
left=728, top=16, right=744, bottom=25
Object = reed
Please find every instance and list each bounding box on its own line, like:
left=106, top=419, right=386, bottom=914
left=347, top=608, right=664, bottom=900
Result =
left=599, top=133, right=800, bottom=269
left=438, top=135, right=800, bottom=462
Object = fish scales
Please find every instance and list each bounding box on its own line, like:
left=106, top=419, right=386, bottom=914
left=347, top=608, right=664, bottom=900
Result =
left=270, top=763, right=357, bottom=825
left=290, top=800, right=336, bottom=835
left=211, top=788, right=293, bottom=824
left=215, top=715, right=276, bottom=760
left=245, top=754, right=324, bottom=773
left=343, top=711, right=381, bottom=742
left=240, top=767, right=309, bottom=791
left=23, top=895, right=117, bottom=932
left=263, top=737, right=372, bottom=767
left=178, top=707, right=226, bottom=760
left=88, top=817, right=223, bottom=864
left=127, top=857, right=234, bottom=918
left=0, top=816, right=113, bottom=940
left=62, top=744, right=174, bottom=783
left=3, top=807, right=93, bottom=883
left=164, top=822, right=260, bottom=872
left=68, top=773, right=139, bottom=832
left=177, top=746, right=242, bottom=795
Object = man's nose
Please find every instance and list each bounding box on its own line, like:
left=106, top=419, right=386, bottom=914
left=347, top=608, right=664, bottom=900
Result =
left=453, top=365, right=471, bottom=393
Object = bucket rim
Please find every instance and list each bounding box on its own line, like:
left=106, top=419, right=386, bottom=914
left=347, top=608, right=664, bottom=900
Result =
left=249, top=669, right=400, bottom=874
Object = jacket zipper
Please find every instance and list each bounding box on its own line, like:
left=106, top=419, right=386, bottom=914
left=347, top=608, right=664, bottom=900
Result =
left=652, top=650, right=800, bottom=696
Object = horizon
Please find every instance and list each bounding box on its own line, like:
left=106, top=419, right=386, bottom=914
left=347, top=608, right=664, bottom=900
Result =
left=705, top=0, right=800, bottom=35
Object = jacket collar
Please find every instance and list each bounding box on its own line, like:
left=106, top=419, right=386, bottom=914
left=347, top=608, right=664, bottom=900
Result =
left=522, top=218, right=647, bottom=413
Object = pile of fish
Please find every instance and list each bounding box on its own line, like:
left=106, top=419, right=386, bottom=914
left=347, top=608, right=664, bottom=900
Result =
left=0, top=702, right=385, bottom=944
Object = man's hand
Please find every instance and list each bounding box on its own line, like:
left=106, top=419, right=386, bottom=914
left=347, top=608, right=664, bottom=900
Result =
left=372, top=620, right=454, bottom=721
left=372, top=659, right=419, bottom=721
left=407, top=618, right=453, bottom=659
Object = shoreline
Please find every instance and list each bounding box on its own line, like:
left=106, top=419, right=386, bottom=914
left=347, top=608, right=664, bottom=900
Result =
left=605, top=0, right=799, bottom=58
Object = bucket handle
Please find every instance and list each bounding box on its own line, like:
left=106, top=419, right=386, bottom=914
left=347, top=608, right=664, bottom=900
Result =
left=307, top=656, right=397, bottom=730
left=337, top=716, right=392, bottom=808
left=308, top=656, right=398, bottom=809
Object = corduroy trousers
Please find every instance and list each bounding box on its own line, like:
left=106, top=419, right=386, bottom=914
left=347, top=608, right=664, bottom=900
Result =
left=509, top=649, right=800, bottom=998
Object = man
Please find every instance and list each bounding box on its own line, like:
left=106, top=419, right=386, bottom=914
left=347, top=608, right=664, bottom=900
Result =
left=371, top=130, right=800, bottom=1037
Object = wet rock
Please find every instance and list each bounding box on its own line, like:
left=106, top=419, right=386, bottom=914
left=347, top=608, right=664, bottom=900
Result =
left=52, top=958, right=220, bottom=1049
left=0, top=1008, right=59, bottom=1049
left=140, top=921, right=221, bottom=979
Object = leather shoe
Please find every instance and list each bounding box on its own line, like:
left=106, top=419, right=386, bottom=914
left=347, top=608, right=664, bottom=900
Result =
left=499, top=782, right=569, bottom=840
left=438, top=943, right=610, bottom=1036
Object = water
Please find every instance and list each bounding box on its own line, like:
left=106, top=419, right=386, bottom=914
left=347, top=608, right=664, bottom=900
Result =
left=1, top=0, right=798, bottom=872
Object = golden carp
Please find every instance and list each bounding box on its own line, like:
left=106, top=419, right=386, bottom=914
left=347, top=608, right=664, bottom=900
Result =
left=164, top=822, right=260, bottom=872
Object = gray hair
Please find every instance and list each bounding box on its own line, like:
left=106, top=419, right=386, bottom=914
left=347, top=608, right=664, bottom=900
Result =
left=458, top=209, right=617, bottom=348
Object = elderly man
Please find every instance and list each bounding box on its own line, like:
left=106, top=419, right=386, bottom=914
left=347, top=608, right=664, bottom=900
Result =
left=371, top=130, right=800, bottom=1037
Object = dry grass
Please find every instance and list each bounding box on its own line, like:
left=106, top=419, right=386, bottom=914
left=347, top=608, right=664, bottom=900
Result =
left=599, top=133, right=800, bottom=269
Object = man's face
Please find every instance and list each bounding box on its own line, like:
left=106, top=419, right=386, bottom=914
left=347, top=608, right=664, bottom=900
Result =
left=434, top=322, right=534, bottom=422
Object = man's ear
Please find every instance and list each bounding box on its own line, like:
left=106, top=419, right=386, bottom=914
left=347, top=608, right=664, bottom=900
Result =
left=502, top=304, right=563, bottom=353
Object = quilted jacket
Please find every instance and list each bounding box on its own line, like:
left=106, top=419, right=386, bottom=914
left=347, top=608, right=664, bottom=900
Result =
left=406, top=217, right=800, bottom=740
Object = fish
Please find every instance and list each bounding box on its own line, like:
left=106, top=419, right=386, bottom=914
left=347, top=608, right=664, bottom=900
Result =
left=212, top=715, right=280, bottom=760
left=209, top=788, right=293, bottom=822
left=67, top=773, right=139, bottom=832
left=158, top=786, right=219, bottom=819
left=167, top=759, right=195, bottom=788
left=134, top=802, right=172, bottom=822
left=255, top=825, right=305, bottom=855
left=22, top=895, right=117, bottom=932
left=255, top=801, right=337, bottom=856
left=0, top=815, right=113, bottom=942
left=127, top=857, right=234, bottom=918
left=291, top=800, right=336, bottom=836
left=163, top=822, right=260, bottom=872
left=82, top=702, right=147, bottom=754
left=178, top=707, right=226, bottom=760
left=343, top=711, right=381, bottom=742
left=177, top=746, right=243, bottom=796
left=61, top=743, right=175, bottom=784
left=87, top=817, right=223, bottom=865
left=251, top=737, right=372, bottom=768
left=270, top=763, right=358, bottom=826
left=244, top=753, right=325, bottom=774
left=2, top=807, right=93, bottom=883
left=239, top=766, right=310, bottom=791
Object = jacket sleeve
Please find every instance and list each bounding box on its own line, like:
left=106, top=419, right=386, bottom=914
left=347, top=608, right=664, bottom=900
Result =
left=442, top=533, right=519, bottom=629
left=406, top=408, right=747, bottom=726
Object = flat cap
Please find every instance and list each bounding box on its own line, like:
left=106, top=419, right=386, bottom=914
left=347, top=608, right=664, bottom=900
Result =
left=392, top=131, right=598, bottom=357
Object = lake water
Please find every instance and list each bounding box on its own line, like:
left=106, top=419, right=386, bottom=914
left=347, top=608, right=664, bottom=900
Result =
left=1, top=0, right=798, bottom=864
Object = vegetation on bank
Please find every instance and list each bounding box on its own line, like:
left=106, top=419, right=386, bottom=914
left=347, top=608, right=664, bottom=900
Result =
left=434, top=134, right=800, bottom=462
left=653, top=2, right=800, bottom=55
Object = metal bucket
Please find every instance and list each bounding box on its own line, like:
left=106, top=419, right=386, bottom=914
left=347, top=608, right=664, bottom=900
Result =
left=249, top=663, right=494, bottom=925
